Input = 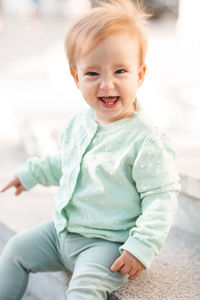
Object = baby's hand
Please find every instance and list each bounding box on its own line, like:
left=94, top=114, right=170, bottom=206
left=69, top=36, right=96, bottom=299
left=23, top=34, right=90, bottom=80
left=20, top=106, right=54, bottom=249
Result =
left=0, top=175, right=26, bottom=196
left=110, top=249, right=144, bottom=280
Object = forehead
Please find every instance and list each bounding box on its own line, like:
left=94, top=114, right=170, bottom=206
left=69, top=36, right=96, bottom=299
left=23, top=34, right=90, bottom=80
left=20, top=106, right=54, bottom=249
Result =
left=76, top=32, right=139, bottom=67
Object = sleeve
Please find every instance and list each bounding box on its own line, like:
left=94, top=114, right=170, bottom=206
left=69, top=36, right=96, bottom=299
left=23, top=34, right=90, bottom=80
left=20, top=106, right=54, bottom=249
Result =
left=119, top=133, right=181, bottom=269
left=15, top=129, right=65, bottom=190
left=16, top=153, right=62, bottom=190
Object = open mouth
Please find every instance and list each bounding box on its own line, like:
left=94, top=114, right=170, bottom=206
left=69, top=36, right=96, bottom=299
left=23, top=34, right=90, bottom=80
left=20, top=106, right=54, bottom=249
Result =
left=98, top=96, right=120, bottom=105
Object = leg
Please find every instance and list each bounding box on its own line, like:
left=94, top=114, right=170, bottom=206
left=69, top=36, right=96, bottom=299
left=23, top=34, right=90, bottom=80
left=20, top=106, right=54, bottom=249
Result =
left=0, top=222, right=64, bottom=300
left=64, top=235, right=128, bottom=300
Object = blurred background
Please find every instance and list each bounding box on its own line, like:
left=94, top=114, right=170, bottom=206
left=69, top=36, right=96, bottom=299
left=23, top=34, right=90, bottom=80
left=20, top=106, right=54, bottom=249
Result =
left=0, top=0, right=200, bottom=232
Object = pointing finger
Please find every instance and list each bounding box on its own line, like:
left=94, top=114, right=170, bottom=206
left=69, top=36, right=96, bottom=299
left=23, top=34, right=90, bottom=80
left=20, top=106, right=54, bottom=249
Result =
left=0, top=181, right=15, bottom=193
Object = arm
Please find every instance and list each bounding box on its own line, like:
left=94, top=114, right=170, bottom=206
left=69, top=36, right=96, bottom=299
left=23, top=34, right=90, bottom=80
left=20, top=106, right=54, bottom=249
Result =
left=15, top=126, right=66, bottom=191
left=16, top=153, right=62, bottom=191
left=111, top=133, right=181, bottom=278
left=0, top=153, right=62, bottom=195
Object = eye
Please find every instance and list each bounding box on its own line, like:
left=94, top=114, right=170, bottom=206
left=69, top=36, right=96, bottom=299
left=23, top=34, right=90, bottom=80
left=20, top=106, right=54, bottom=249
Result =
left=85, top=71, right=99, bottom=76
left=115, top=69, right=126, bottom=74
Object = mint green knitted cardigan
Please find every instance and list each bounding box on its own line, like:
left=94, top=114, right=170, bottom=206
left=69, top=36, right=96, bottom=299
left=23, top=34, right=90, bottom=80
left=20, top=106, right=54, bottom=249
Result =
left=17, top=108, right=181, bottom=269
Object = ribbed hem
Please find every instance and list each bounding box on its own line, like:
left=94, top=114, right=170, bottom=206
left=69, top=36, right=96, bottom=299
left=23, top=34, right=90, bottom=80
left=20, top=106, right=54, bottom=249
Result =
left=16, top=165, right=38, bottom=191
left=119, top=236, right=155, bottom=269
left=97, top=112, right=138, bottom=132
left=84, top=108, right=138, bottom=133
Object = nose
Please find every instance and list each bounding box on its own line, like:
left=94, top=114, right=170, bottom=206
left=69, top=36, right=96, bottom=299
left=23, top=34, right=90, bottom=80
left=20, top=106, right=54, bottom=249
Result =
left=100, top=75, right=115, bottom=91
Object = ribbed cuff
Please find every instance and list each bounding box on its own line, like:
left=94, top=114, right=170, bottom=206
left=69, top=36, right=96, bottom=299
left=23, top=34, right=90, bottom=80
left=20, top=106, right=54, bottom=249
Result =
left=16, top=165, right=38, bottom=191
left=119, top=236, right=155, bottom=269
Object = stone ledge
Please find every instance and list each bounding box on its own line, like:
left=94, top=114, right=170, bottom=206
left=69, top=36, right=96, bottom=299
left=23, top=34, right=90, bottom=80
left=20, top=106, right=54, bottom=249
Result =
left=180, top=173, right=200, bottom=200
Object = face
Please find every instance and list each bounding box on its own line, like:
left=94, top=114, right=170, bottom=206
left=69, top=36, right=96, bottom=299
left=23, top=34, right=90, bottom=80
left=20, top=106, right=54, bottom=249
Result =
left=72, top=32, right=146, bottom=124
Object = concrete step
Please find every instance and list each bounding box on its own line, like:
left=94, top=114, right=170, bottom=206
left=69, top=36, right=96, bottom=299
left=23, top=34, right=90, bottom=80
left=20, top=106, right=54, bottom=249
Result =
left=1, top=191, right=200, bottom=300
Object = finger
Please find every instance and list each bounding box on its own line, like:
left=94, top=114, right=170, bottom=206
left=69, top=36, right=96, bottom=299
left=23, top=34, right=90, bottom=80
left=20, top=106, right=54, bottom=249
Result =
left=128, top=265, right=143, bottom=276
left=0, top=181, right=15, bottom=193
left=120, top=264, right=132, bottom=275
left=15, top=185, right=25, bottom=196
left=128, top=269, right=142, bottom=281
left=110, top=257, right=124, bottom=272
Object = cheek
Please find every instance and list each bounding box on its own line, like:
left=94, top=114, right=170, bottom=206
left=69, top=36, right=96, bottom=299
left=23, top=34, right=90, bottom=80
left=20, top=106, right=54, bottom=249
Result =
left=81, top=79, right=96, bottom=88
left=122, top=79, right=138, bottom=94
left=79, top=82, right=96, bottom=101
left=83, top=82, right=98, bottom=97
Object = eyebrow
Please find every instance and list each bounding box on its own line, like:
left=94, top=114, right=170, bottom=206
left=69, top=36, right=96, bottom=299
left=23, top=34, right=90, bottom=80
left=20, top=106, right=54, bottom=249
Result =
left=114, top=63, right=129, bottom=69
left=81, top=65, right=100, bottom=72
left=81, top=63, right=130, bottom=73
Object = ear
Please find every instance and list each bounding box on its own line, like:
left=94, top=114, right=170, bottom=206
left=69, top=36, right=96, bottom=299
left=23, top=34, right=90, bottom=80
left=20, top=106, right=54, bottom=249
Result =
left=71, top=68, right=80, bottom=88
left=137, top=64, right=147, bottom=88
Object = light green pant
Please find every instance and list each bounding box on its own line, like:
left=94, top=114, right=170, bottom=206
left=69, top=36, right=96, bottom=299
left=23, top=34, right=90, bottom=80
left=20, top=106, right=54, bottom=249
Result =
left=0, top=222, right=128, bottom=300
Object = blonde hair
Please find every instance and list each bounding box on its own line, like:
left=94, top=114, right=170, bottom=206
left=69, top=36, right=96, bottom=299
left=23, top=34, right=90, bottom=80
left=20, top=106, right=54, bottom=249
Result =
left=65, top=0, right=151, bottom=73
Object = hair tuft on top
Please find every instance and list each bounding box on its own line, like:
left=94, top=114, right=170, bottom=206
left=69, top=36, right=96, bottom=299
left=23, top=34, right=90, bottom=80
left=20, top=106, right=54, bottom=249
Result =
left=65, top=0, right=151, bottom=73
left=95, top=0, right=150, bottom=26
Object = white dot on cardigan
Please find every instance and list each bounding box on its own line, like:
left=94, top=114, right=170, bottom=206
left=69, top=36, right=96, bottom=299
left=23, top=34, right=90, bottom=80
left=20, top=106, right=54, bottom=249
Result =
left=156, top=160, right=161, bottom=164
left=144, top=186, right=151, bottom=190
left=148, top=138, right=154, bottom=143
left=151, top=174, right=155, bottom=177
left=140, top=165, right=145, bottom=169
